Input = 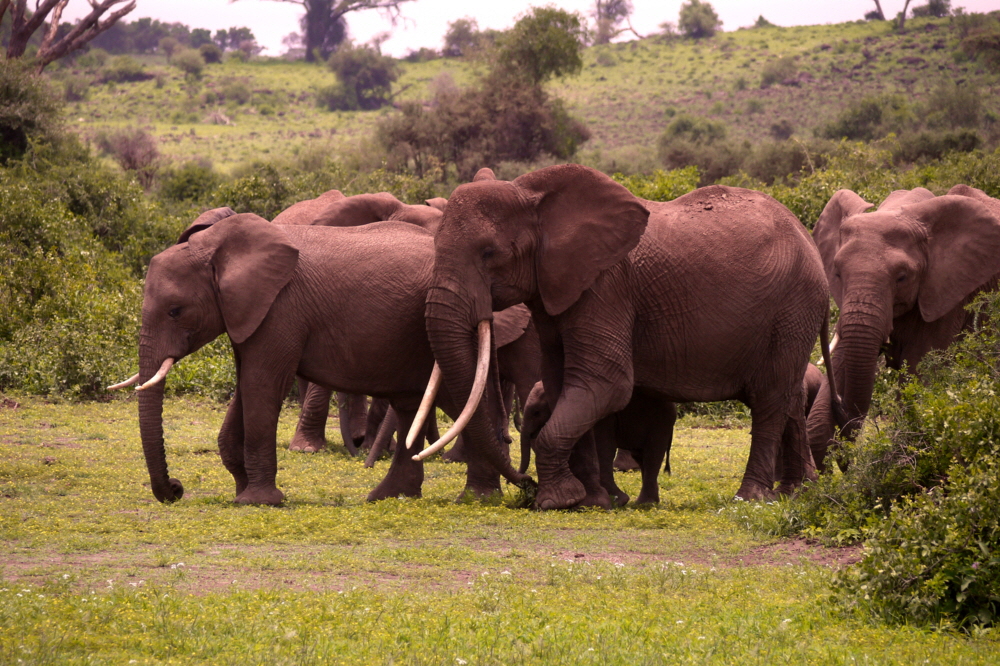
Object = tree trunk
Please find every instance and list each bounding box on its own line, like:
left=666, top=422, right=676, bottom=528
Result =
left=137, top=345, right=183, bottom=502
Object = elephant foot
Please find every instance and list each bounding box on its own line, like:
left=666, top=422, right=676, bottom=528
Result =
left=635, top=489, right=660, bottom=505
left=289, top=431, right=326, bottom=453
left=534, top=473, right=587, bottom=511
left=613, top=449, right=640, bottom=472
left=455, top=485, right=502, bottom=503
left=734, top=481, right=776, bottom=502
left=366, top=466, right=423, bottom=502
left=235, top=485, right=284, bottom=506
left=604, top=484, right=630, bottom=507
left=578, top=486, right=612, bottom=510
left=775, top=481, right=804, bottom=497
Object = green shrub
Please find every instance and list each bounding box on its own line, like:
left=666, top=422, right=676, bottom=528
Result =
left=612, top=166, right=700, bottom=201
left=961, top=28, right=1000, bottom=68
left=326, top=42, right=400, bottom=111
left=315, top=81, right=355, bottom=111
left=678, top=0, right=722, bottom=39
left=220, top=80, right=252, bottom=105
left=819, top=95, right=909, bottom=141
left=158, top=160, right=222, bottom=203
left=101, top=56, right=149, bottom=83
left=62, top=75, right=91, bottom=102
left=172, top=49, right=205, bottom=79
left=925, top=81, right=982, bottom=129
left=760, top=56, right=797, bottom=87
left=76, top=48, right=108, bottom=69
left=199, top=42, right=224, bottom=64
left=894, top=128, right=981, bottom=163
left=0, top=60, right=63, bottom=163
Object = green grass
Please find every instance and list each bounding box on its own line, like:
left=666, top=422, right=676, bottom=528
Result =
left=60, top=16, right=999, bottom=175
left=2, top=396, right=998, bottom=663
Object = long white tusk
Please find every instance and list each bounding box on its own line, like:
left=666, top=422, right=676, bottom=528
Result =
left=818, top=333, right=839, bottom=366
left=136, top=358, right=175, bottom=391
left=406, top=363, right=442, bottom=449
left=107, top=373, right=140, bottom=390
left=413, top=320, right=491, bottom=462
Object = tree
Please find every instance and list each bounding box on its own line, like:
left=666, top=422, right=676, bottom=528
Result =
left=327, top=40, right=399, bottom=110
left=494, top=6, right=586, bottom=85
left=678, top=0, right=721, bottom=39
left=911, top=0, right=951, bottom=18
left=442, top=17, right=479, bottom=57
left=1, top=0, right=136, bottom=71
left=591, top=0, right=638, bottom=45
left=231, top=0, right=415, bottom=63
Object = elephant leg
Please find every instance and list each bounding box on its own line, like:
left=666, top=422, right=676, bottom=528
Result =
left=235, top=363, right=296, bottom=506
left=335, top=392, right=361, bottom=457
left=218, top=384, right=248, bottom=496
left=613, top=449, right=640, bottom=471
left=364, top=407, right=398, bottom=468
left=295, top=376, right=308, bottom=408
left=594, top=417, right=628, bottom=506
left=442, top=433, right=467, bottom=462
left=635, top=399, right=674, bottom=505
left=424, top=407, right=441, bottom=443
left=348, top=394, right=368, bottom=450
left=775, top=391, right=815, bottom=497
left=367, top=406, right=424, bottom=501
left=738, top=393, right=792, bottom=501
left=362, top=398, right=390, bottom=452
left=569, top=430, right=613, bottom=509
left=806, top=377, right=837, bottom=473
left=290, top=382, right=331, bottom=453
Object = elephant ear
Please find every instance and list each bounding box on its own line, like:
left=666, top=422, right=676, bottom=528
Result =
left=425, top=197, right=448, bottom=212
left=514, top=164, right=649, bottom=316
left=312, top=192, right=404, bottom=227
left=493, top=304, right=532, bottom=348
left=908, top=195, right=1000, bottom=322
left=188, top=213, right=300, bottom=344
left=272, top=189, right=345, bottom=225
left=812, top=190, right=874, bottom=306
left=177, top=207, right=237, bottom=244
left=877, top=187, right=935, bottom=211
left=473, top=168, right=497, bottom=182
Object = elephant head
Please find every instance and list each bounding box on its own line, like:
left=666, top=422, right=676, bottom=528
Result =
left=421, top=164, right=648, bottom=462
left=813, top=188, right=1000, bottom=438
left=128, top=210, right=299, bottom=502
left=310, top=192, right=444, bottom=234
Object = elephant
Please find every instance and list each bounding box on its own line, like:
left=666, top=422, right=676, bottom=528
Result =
left=272, top=189, right=446, bottom=455
left=806, top=185, right=1000, bottom=470
left=520, top=381, right=676, bottom=506
left=116, top=207, right=530, bottom=505
left=413, top=164, right=836, bottom=509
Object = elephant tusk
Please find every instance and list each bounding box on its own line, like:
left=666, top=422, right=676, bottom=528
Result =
left=136, top=358, right=175, bottom=391
left=107, top=373, right=140, bottom=390
left=818, top=333, right=839, bottom=366
left=406, top=363, right=442, bottom=449
left=413, top=320, right=491, bottom=462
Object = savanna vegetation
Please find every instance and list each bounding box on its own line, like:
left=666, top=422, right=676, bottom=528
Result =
left=3, top=1, right=1000, bottom=659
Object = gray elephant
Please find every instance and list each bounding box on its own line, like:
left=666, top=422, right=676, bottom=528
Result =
left=520, top=381, right=676, bottom=506
left=112, top=208, right=530, bottom=505
left=411, top=164, right=836, bottom=509
left=807, top=186, right=1000, bottom=470
left=273, top=189, right=446, bottom=455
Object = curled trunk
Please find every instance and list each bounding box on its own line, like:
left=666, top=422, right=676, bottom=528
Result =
left=835, top=309, right=892, bottom=441
left=137, top=346, right=183, bottom=502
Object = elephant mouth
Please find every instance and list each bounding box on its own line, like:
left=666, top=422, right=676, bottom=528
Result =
left=108, top=357, right=175, bottom=393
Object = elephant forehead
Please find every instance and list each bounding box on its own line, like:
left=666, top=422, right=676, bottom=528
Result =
left=145, top=246, right=206, bottom=295
left=447, top=181, right=534, bottom=223
left=841, top=212, right=926, bottom=246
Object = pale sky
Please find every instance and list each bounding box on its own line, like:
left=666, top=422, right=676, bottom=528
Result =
left=62, top=0, right=1000, bottom=58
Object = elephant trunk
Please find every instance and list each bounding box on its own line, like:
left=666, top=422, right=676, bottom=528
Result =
left=425, top=284, right=531, bottom=487
left=137, top=342, right=183, bottom=503
left=835, top=305, right=892, bottom=441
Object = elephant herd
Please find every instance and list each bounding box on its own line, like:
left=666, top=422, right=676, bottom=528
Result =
left=108, top=163, right=1000, bottom=511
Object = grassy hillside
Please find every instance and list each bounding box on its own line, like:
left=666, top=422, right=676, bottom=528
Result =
left=59, top=15, right=998, bottom=175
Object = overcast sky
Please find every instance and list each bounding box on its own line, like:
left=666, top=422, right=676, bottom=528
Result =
left=62, top=0, right=999, bottom=57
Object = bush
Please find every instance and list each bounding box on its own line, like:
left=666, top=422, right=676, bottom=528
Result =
left=172, top=49, right=205, bottom=79
left=925, top=81, right=982, bottom=129
left=894, top=128, right=981, bottom=162
left=101, top=56, right=149, bottom=83
left=158, top=160, right=222, bottom=203
left=199, top=42, right=224, bottom=64
left=96, top=127, right=162, bottom=189
left=678, top=0, right=722, bottom=39
left=819, top=95, right=911, bottom=142
left=76, top=48, right=108, bottom=69
left=62, top=75, right=91, bottom=102
left=326, top=42, right=400, bottom=111
left=315, top=81, right=355, bottom=112
left=220, top=79, right=252, bottom=105
left=0, top=60, right=63, bottom=163
left=911, top=0, right=952, bottom=18
left=494, top=7, right=586, bottom=85
left=760, top=56, right=797, bottom=87
left=612, top=167, right=700, bottom=201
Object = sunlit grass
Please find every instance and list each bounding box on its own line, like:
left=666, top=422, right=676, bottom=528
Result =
left=2, top=396, right=998, bottom=662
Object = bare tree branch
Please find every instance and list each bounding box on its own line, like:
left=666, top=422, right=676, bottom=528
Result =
left=37, top=0, right=68, bottom=55
left=35, top=0, right=135, bottom=70
left=872, top=0, right=886, bottom=20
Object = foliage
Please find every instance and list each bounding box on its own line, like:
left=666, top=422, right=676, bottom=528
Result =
left=158, top=160, right=222, bottom=204
left=199, top=42, right=223, bottom=64
left=612, top=166, right=700, bottom=201
left=171, top=49, right=205, bottom=79
left=95, top=127, right=162, bottom=189
left=911, top=0, right=952, bottom=19
left=100, top=55, right=149, bottom=83
left=592, top=0, right=634, bottom=45
left=326, top=41, right=400, bottom=111
left=0, top=60, right=62, bottom=163
left=760, top=55, right=797, bottom=87
left=960, top=22, right=1000, bottom=69
left=442, top=17, right=481, bottom=57
left=818, top=94, right=910, bottom=142
left=494, top=6, right=586, bottom=85
left=678, top=0, right=722, bottom=39
left=925, top=81, right=982, bottom=129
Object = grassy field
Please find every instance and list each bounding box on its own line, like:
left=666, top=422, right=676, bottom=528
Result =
left=60, top=15, right=999, bottom=175
left=1, top=395, right=998, bottom=664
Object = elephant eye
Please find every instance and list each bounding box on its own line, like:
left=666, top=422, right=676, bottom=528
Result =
left=168, top=307, right=182, bottom=319
left=896, top=274, right=907, bottom=283
left=481, top=246, right=496, bottom=260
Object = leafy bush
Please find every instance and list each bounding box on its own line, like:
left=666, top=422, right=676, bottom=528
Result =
left=95, top=127, right=162, bottom=189
left=220, top=79, right=252, bottom=105
left=925, top=81, right=982, bottom=129
left=172, top=48, right=205, bottom=79
left=326, top=42, right=400, bottom=111
left=894, top=128, right=981, bottom=163
left=911, top=0, right=952, bottom=18
left=612, top=166, right=700, bottom=201
left=315, top=81, right=354, bottom=112
left=678, top=0, right=722, bottom=39
left=0, top=60, right=63, bottom=163
left=76, top=48, right=108, bottom=69
left=656, top=114, right=746, bottom=184
left=960, top=27, right=1000, bottom=68
left=199, top=42, right=224, bottom=64
left=760, top=56, right=797, bottom=87
left=494, top=6, right=585, bottom=85
left=158, top=160, right=222, bottom=203
left=101, top=56, right=150, bottom=83
left=819, top=95, right=911, bottom=141
left=62, top=75, right=91, bottom=102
